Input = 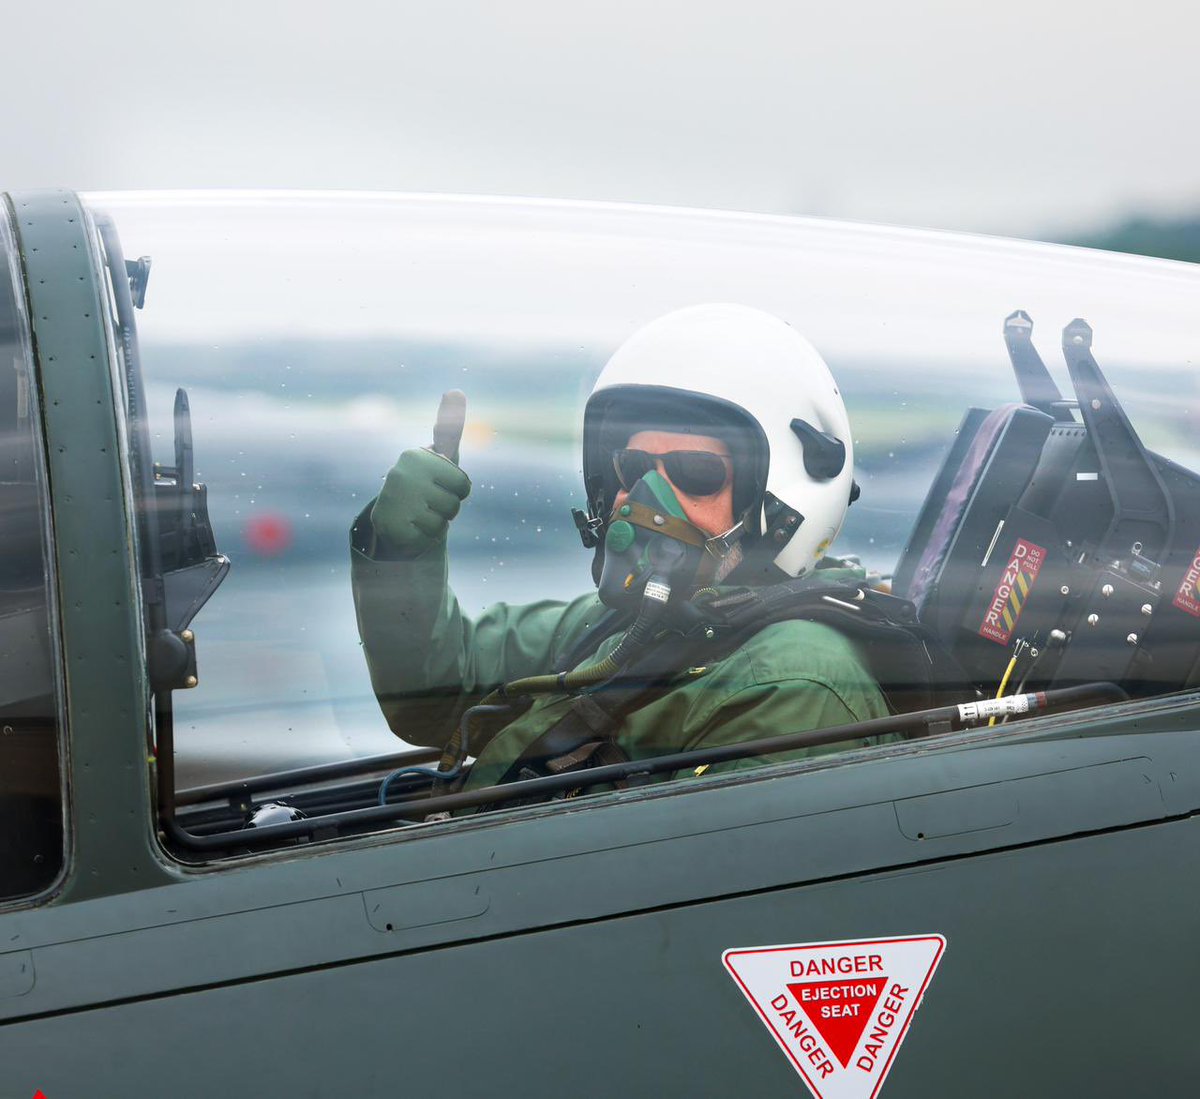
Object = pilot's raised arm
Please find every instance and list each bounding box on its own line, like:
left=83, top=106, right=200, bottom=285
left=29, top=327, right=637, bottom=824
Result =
left=349, top=391, right=602, bottom=750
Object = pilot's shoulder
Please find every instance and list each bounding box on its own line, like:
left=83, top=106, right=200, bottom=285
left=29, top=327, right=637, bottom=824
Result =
left=686, top=618, right=885, bottom=729
left=736, top=617, right=878, bottom=686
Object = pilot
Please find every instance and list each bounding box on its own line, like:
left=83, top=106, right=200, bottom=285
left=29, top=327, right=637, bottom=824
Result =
left=351, top=304, right=890, bottom=798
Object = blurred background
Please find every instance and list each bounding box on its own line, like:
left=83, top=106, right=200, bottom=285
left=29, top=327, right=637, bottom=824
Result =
left=3, top=0, right=1198, bottom=259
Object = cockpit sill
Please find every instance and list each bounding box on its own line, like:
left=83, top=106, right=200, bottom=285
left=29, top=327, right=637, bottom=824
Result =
left=164, top=680, right=1147, bottom=864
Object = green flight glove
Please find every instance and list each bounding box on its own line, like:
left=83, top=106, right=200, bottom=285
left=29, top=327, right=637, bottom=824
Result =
left=369, top=390, right=471, bottom=559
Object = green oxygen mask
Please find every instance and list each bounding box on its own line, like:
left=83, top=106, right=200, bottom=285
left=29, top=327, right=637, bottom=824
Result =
left=597, top=470, right=712, bottom=610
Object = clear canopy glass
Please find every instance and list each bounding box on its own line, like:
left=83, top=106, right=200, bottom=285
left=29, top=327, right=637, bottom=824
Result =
left=84, top=192, right=1200, bottom=792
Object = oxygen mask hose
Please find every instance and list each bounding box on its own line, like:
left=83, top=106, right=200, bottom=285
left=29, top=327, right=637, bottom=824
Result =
left=502, top=575, right=673, bottom=696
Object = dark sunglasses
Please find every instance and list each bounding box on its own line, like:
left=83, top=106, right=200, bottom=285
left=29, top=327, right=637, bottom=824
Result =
left=612, top=448, right=732, bottom=498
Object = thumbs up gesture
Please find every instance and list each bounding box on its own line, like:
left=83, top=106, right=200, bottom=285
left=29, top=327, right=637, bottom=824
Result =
left=369, top=391, right=472, bottom=559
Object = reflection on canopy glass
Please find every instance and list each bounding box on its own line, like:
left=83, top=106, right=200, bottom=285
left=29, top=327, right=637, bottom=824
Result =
left=87, top=193, right=1200, bottom=852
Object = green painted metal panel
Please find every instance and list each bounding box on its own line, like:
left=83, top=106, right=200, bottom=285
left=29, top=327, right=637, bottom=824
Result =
left=4, top=815, right=1200, bottom=1096
left=0, top=722, right=1194, bottom=1023
left=6, top=190, right=174, bottom=899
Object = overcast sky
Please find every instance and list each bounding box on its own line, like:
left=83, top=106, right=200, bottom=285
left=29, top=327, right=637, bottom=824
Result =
left=4, top=0, right=1197, bottom=237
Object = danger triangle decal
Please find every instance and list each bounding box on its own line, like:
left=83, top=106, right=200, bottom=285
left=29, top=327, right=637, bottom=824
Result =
left=787, top=976, right=886, bottom=1068
left=723, top=934, right=945, bottom=1099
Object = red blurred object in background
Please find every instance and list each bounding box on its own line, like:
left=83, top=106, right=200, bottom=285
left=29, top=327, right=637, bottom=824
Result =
left=244, top=513, right=293, bottom=557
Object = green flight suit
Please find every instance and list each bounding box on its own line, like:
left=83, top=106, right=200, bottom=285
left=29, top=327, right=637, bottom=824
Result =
left=350, top=522, right=891, bottom=793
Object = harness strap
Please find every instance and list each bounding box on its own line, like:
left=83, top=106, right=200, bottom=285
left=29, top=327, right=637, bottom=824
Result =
left=620, top=500, right=709, bottom=548
left=488, top=693, right=625, bottom=789
left=545, top=739, right=630, bottom=775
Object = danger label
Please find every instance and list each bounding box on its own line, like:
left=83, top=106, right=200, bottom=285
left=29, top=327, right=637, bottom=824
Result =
left=979, top=538, right=1046, bottom=645
left=788, top=978, right=886, bottom=1067
left=1173, top=547, right=1200, bottom=618
left=723, top=935, right=945, bottom=1099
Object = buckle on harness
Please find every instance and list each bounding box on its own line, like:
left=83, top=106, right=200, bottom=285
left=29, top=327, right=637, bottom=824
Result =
left=705, top=521, right=745, bottom=558
left=572, top=506, right=605, bottom=548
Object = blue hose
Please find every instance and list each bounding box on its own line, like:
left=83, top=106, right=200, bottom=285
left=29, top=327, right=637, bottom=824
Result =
left=377, top=702, right=512, bottom=806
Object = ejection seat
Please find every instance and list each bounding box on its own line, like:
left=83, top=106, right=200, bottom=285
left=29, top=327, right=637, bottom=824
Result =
left=891, top=311, right=1200, bottom=704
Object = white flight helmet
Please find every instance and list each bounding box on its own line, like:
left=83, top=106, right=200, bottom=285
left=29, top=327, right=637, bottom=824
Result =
left=581, top=303, right=855, bottom=579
